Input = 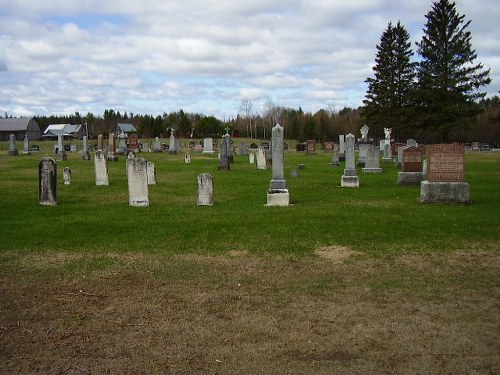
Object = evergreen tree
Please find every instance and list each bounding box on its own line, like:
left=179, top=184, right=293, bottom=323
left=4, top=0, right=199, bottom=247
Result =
left=363, top=21, right=417, bottom=140
left=415, top=0, right=491, bottom=142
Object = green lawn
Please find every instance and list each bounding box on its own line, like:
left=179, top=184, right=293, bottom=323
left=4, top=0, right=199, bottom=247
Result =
left=0, top=144, right=499, bottom=256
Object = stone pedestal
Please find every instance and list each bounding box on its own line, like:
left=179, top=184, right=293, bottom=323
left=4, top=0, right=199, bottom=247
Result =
left=341, top=169, right=359, bottom=187
left=267, top=190, right=290, bottom=206
left=362, top=167, right=382, bottom=174
left=8, top=149, right=19, bottom=156
left=420, top=181, right=470, bottom=203
left=397, top=172, right=424, bottom=185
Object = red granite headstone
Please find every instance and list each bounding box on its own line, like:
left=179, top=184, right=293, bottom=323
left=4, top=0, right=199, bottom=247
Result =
left=427, top=143, right=464, bottom=182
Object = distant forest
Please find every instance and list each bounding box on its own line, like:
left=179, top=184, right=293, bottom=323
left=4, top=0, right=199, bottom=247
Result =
left=28, top=96, right=500, bottom=145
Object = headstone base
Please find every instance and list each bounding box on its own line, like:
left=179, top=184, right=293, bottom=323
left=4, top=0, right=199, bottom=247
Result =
left=383, top=157, right=392, bottom=163
left=397, top=172, right=424, bottom=185
left=107, top=155, right=119, bottom=161
left=362, top=167, right=382, bottom=174
left=266, top=189, right=290, bottom=206
left=8, top=149, right=19, bottom=156
left=341, top=175, right=359, bottom=187
left=420, top=181, right=470, bottom=204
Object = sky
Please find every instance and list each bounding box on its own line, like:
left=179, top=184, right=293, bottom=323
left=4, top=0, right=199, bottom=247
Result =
left=1, top=0, right=499, bottom=120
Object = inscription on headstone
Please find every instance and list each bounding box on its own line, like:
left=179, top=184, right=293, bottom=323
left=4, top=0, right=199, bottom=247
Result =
left=427, top=144, right=464, bottom=182
left=127, top=157, right=149, bottom=206
left=197, top=173, right=214, bottom=206
left=94, top=150, right=109, bottom=185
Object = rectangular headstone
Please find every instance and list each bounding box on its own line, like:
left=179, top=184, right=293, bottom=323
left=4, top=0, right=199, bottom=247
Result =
left=127, top=157, right=149, bottom=206
left=39, top=157, right=57, bottom=205
left=402, top=146, right=423, bottom=172
left=306, top=140, right=316, bottom=155
left=94, top=150, right=109, bottom=185
left=427, top=144, right=464, bottom=182
left=202, top=138, right=214, bottom=154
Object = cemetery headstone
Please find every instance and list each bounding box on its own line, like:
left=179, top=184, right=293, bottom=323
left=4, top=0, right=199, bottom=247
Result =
left=185, top=153, right=191, bottom=164
left=39, top=157, right=57, bottom=206
left=146, top=161, right=156, bottom=185
left=63, top=167, right=71, bottom=185
left=296, top=143, right=306, bottom=152
left=239, top=142, right=248, bottom=155
left=128, top=133, right=139, bottom=152
left=218, top=135, right=231, bottom=170
left=107, top=133, right=118, bottom=161
left=8, top=134, right=19, bottom=156
left=362, top=145, right=382, bottom=173
left=197, top=173, right=214, bottom=206
left=153, top=137, right=162, bottom=152
left=407, top=139, right=417, bottom=148
left=339, top=135, right=345, bottom=161
left=341, top=133, right=359, bottom=187
left=97, top=134, right=104, bottom=151
left=81, top=135, right=90, bottom=160
left=324, top=142, right=335, bottom=153
left=127, top=157, right=149, bottom=206
left=397, top=146, right=424, bottom=185
left=331, top=143, right=340, bottom=167
left=56, top=134, right=67, bottom=161
left=249, top=152, right=255, bottom=164
left=290, top=169, right=298, bottom=178
left=395, top=145, right=406, bottom=168
left=94, top=150, right=109, bottom=186
left=23, top=134, right=30, bottom=154
left=256, top=146, right=267, bottom=170
left=357, top=125, right=370, bottom=167
left=420, top=143, right=469, bottom=203
left=306, top=140, right=316, bottom=155
left=202, top=138, right=214, bottom=154
left=267, top=123, right=289, bottom=206
left=169, top=129, right=178, bottom=154
left=118, top=131, right=127, bottom=154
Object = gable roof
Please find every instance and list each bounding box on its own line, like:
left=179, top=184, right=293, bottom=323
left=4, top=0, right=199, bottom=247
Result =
left=43, top=124, right=83, bottom=137
left=0, top=117, right=35, bottom=132
left=116, top=123, right=137, bottom=133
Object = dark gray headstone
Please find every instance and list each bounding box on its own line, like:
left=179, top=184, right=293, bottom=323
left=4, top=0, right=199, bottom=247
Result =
left=39, top=157, right=57, bottom=205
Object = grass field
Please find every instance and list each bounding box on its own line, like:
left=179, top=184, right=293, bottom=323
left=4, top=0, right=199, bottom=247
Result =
left=1, top=143, right=499, bottom=374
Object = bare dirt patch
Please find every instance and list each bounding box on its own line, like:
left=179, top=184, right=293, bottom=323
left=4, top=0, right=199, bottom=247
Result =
left=1, top=250, right=498, bottom=374
left=314, top=245, right=362, bottom=263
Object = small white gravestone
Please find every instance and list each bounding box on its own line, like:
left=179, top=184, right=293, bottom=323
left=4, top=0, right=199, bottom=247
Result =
left=23, top=134, right=30, bottom=154
left=202, top=138, right=214, bottom=154
left=147, top=161, right=156, bottom=185
left=184, top=153, right=191, bottom=164
left=249, top=153, right=255, bottom=164
left=362, top=145, right=382, bottom=173
left=127, top=157, right=149, bottom=207
left=197, top=173, right=214, bottom=206
left=94, top=150, right=109, bottom=185
left=63, top=167, right=71, bottom=185
left=81, top=135, right=90, bottom=160
left=256, top=146, right=267, bottom=170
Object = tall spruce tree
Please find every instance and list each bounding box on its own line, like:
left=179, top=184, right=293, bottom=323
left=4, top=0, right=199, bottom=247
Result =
left=415, top=0, right=491, bottom=142
left=363, top=21, right=417, bottom=140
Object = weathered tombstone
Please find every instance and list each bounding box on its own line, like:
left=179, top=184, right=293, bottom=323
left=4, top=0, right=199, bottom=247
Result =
left=168, top=129, right=178, bottom=154
left=306, top=140, right=316, bottom=155
left=184, top=153, right=191, bottom=164
left=290, top=169, right=298, bottom=178
left=56, top=135, right=67, bottom=161
left=153, top=137, right=162, bottom=152
left=383, top=142, right=392, bottom=162
left=146, top=161, right=156, bottom=185
left=397, top=146, right=424, bottom=185
left=218, top=135, right=231, bottom=170
left=392, top=143, right=404, bottom=158
left=296, top=143, right=306, bottom=152
left=420, top=144, right=469, bottom=203
left=256, top=146, right=267, bottom=170
left=471, top=142, right=480, bottom=152
left=117, top=131, right=127, bottom=154
left=324, top=142, right=335, bottom=153
left=362, top=145, right=382, bottom=173
left=94, top=150, right=109, bottom=186
left=81, top=135, right=90, bottom=160
left=202, top=138, right=214, bottom=154
left=63, top=167, right=71, bottom=185
left=379, top=140, right=385, bottom=153
left=395, top=145, right=406, bottom=168
left=357, top=125, right=370, bottom=167
left=341, top=133, right=359, bottom=187
left=194, top=144, right=203, bottom=153
left=97, top=134, right=104, bottom=151
left=107, top=133, right=118, bottom=161
left=331, top=143, right=340, bottom=167
left=197, top=173, right=214, bottom=206
left=339, top=135, right=345, bottom=161
left=39, top=157, right=57, bottom=206
left=128, top=133, right=139, bottom=152
left=249, top=152, right=255, bottom=164
left=127, top=157, right=149, bottom=206
left=267, top=123, right=289, bottom=206
left=239, top=142, right=248, bottom=155
left=23, top=134, right=30, bottom=154
left=127, top=150, right=136, bottom=159
left=8, top=134, right=19, bottom=156
left=407, top=139, right=417, bottom=148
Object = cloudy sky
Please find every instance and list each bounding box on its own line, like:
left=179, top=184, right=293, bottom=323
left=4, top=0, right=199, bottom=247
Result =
left=1, top=0, right=498, bottom=119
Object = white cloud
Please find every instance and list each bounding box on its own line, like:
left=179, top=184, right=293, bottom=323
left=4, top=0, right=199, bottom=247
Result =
left=0, top=0, right=498, bottom=118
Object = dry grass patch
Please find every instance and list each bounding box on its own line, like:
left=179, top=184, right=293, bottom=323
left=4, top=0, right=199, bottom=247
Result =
left=315, top=245, right=363, bottom=263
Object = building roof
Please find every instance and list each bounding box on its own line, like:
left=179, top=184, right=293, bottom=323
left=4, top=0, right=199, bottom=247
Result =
left=116, top=123, right=137, bottom=133
left=43, top=124, right=83, bottom=137
left=0, top=117, right=35, bottom=132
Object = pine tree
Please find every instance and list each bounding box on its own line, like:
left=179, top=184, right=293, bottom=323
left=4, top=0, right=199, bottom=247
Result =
left=415, top=0, right=491, bottom=142
left=363, top=21, right=417, bottom=140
